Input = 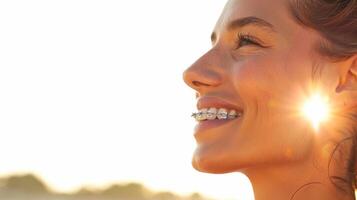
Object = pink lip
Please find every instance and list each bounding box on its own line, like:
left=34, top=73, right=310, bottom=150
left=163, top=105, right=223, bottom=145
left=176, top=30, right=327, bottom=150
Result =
left=196, top=96, right=244, bottom=112
left=193, top=117, right=243, bottom=141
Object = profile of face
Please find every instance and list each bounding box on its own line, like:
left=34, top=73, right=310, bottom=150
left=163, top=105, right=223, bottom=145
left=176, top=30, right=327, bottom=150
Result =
left=183, top=0, right=357, bottom=175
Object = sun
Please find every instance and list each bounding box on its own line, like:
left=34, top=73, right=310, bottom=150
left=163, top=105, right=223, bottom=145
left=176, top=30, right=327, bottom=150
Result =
left=302, top=93, right=330, bottom=131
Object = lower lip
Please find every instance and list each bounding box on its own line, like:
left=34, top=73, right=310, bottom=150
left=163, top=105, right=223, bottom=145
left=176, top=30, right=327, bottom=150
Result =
left=194, top=117, right=242, bottom=139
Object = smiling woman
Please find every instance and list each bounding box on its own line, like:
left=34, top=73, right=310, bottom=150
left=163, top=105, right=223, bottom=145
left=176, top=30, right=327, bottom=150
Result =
left=183, top=0, right=357, bottom=200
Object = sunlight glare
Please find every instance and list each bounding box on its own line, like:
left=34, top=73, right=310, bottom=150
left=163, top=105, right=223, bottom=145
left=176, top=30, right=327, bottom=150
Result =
left=302, top=93, right=330, bottom=131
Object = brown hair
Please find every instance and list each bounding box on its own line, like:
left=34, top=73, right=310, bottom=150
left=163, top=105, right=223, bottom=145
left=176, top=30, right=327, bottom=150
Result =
left=289, top=0, right=357, bottom=61
left=288, top=0, right=357, bottom=197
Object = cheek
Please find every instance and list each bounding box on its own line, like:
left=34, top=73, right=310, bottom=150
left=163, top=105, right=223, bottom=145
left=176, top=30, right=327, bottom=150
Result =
left=229, top=55, right=315, bottom=162
left=230, top=55, right=289, bottom=116
left=232, top=51, right=317, bottom=112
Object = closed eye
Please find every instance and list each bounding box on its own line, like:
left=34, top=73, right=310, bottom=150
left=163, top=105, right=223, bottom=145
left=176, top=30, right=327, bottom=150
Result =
left=235, top=33, right=265, bottom=49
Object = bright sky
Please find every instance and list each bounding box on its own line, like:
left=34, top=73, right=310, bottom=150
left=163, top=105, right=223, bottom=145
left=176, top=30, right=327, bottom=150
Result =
left=0, top=1, right=254, bottom=200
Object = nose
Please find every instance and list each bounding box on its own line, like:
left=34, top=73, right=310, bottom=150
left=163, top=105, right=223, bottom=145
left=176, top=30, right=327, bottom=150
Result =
left=182, top=51, right=223, bottom=93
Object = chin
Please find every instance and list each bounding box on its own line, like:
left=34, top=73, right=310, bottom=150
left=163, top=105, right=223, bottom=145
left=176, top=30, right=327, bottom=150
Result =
left=191, top=153, right=241, bottom=174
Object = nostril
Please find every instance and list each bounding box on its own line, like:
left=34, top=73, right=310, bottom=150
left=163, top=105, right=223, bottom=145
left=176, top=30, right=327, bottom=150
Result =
left=192, top=81, right=211, bottom=87
left=182, top=64, right=222, bottom=89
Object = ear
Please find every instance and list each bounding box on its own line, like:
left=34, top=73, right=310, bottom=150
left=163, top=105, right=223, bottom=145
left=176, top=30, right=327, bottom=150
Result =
left=335, top=56, right=357, bottom=93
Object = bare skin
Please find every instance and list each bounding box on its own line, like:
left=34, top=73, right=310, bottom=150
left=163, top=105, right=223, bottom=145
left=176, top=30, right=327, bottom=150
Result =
left=183, top=0, right=357, bottom=200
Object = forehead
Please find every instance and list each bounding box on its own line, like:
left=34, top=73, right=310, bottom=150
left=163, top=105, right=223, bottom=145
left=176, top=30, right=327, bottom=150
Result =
left=214, top=0, right=292, bottom=32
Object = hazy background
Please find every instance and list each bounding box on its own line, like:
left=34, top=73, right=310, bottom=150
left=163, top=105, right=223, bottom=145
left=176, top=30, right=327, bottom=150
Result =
left=0, top=1, right=254, bottom=200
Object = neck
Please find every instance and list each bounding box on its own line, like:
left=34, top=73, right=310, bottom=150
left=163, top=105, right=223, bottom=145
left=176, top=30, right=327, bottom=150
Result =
left=242, top=146, right=355, bottom=200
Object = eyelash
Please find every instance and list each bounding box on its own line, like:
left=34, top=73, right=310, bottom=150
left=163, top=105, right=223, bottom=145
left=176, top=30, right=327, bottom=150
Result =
left=235, top=33, right=262, bottom=49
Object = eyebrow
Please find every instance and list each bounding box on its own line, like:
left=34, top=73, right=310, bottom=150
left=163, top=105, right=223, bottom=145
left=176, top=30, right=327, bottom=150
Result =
left=211, top=16, right=276, bottom=43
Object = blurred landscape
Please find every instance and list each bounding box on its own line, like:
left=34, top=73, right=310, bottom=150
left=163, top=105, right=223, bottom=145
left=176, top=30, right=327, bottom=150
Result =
left=0, top=174, right=211, bottom=200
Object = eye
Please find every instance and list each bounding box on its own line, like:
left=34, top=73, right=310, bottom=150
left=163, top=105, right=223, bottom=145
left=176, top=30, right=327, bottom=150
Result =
left=235, top=33, right=262, bottom=49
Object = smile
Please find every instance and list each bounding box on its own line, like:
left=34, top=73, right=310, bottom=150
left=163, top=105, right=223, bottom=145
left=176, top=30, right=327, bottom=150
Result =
left=192, top=108, right=243, bottom=121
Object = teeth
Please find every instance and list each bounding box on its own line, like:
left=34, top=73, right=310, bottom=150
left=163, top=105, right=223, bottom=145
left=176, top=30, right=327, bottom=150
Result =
left=192, top=107, right=243, bottom=121
left=206, top=108, right=217, bottom=120
left=197, top=108, right=208, bottom=121
left=192, top=109, right=205, bottom=121
left=217, top=108, right=228, bottom=120
left=228, top=110, right=237, bottom=119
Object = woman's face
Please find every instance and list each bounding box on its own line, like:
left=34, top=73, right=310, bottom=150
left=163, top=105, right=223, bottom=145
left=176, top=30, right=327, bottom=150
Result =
left=183, top=0, right=342, bottom=173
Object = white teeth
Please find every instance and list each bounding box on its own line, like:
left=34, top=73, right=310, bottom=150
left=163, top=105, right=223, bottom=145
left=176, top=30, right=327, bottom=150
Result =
left=192, top=107, right=243, bottom=121
left=192, top=109, right=206, bottom=121
left=228, top=110, right=237, bottom=119
left=197, top=108, right=208, bottom=121
left=217, top=108, right=228, bottom=120
left=206, top=108, right=217, bottom=120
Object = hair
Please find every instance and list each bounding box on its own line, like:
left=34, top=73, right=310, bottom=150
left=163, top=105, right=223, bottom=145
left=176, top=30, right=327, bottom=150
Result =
left=288, top=0, right=357, bottom=198
left=289, top=0, right=357, bottom=61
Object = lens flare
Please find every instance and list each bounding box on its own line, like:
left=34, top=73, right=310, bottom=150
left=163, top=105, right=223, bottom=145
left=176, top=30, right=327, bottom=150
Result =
left=302, top=93, right=330, bottom=130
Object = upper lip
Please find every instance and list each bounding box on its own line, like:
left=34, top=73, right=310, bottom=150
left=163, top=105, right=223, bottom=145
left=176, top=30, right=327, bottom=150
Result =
left=197, top=96, right=244, bottom=113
